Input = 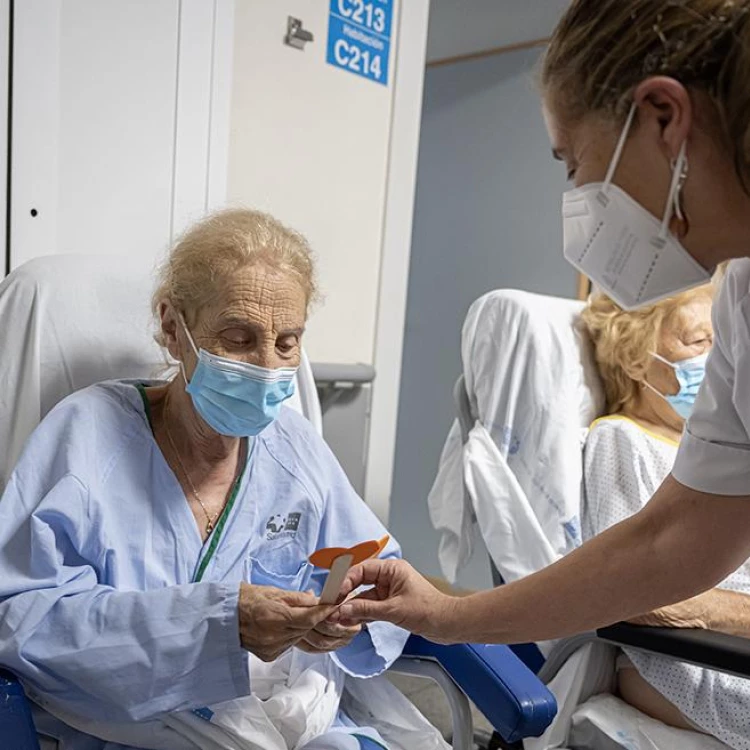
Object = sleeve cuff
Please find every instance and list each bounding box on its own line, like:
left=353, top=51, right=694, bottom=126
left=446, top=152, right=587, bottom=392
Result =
left=673, top=428, right=750, bottom=496
left=331, top=623, right=409, bottom=678
left=221, top=584, right=251, bottom=698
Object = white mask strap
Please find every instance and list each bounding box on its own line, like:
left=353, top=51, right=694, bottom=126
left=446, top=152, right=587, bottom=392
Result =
left=603, top=104, right=638, bottom=191
left=642, top=379, right=669, bottom=401
left=650, top=351, right=676, bottom=370
left=177, top=312, right=199, bottom=387
left=178, top=312, right=200, bottom=357
left=659, top=139, right=688, bottom=239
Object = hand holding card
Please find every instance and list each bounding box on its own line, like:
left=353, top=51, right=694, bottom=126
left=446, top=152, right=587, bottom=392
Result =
left=309, top=535, right=389, bottom=604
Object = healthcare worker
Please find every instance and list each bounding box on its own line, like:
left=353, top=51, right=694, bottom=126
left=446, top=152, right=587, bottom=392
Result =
left=334, top=0, right=750, bottom=645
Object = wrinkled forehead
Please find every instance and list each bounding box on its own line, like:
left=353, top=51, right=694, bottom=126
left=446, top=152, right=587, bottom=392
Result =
left=193, top=263, right=308, bottom=329
left=668, top=293, right=713, bottom=333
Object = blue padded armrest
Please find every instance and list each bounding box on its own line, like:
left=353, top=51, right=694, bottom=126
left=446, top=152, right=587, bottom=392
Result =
left=0, top=669, right=40, bottom=750
left=402, top=635, right=557, bottom=743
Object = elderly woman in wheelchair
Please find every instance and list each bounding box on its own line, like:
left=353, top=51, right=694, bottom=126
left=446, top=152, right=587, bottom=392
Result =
left=0, top=209, right=447, bottom=750
left=581, top=285, right=750, bottom=749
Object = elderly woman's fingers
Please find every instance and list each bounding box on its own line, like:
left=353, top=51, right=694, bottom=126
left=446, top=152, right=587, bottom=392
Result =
left=280, top=591, right=340, bottom=628
left=298, top=628, right=359, bottom=654
left=279, top=589, right=320, bottom=607
left=312, top=620, right=362, bottom=639
left=238, top=583, right=338, bottom=661
left=285, top=601, right=340, bottom=632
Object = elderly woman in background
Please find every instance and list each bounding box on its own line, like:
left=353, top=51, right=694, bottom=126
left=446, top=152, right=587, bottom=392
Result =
left=0, top=209, right=438, bottom=750
left=580, top=285, right=750, bottom=749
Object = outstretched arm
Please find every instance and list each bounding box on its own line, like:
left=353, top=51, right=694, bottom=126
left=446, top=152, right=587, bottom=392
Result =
left=335, top=476, right=750, bottom=644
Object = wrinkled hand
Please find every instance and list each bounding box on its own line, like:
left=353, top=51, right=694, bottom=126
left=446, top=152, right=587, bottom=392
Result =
left=297, top=619, right=363, bottom=654
left=238, top=583, right=337, bottom=662
left=629, top=594, right=712, bottom=630
left=328, top=559, right=460, bottom=644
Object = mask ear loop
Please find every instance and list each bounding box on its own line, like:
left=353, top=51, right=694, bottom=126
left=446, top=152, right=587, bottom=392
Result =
left=643, top=354, right=680, bottom=402
left=177, top=312, right=200, bottom=386
left=642, top=378, right=670, bottom=401
left=650, top=351, right=677, bottom=370
left=602, top=104, right=638, bottom=194
left=650, top=350, right=696, bottom=399
left=644, top=352, right=678, bottom=402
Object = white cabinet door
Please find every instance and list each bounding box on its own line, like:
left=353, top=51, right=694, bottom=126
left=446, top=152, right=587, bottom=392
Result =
left=10, top=0, right=233, bottom=271
left=227, top=0, right=398, bottom=365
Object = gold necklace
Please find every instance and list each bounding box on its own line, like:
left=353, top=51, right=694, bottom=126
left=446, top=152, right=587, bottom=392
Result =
left=164, top=392, right=224, bottom=535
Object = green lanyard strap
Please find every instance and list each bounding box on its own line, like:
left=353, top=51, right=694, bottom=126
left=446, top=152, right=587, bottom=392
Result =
left=135, top=382, right=251, bottom=584
left=193, top=468, right=245, bottom=583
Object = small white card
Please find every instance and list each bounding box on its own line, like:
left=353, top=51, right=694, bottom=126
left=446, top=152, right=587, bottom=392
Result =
left=318, top=553, right=354, bottom=605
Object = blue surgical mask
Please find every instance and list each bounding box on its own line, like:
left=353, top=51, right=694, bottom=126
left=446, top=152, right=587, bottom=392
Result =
left=645, top=352, right=708, bottom=420
left=178, top=316, right=297, bottom=437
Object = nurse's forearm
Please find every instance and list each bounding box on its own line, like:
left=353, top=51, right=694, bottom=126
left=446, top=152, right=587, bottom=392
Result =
left=444, top=475, right=750, bottom=644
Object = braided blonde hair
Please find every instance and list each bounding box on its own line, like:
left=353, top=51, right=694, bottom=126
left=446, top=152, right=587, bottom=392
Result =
left=542, top=0, right=750, bottom=189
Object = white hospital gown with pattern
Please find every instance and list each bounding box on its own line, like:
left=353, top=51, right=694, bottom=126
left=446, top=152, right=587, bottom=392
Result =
left=583, top=416, right=750, bottom=750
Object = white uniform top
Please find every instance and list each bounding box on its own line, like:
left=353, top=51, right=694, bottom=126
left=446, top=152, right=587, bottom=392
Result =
left=584, top=416, right=750, bottom=750
left=673, top=259, right=750, bottom=494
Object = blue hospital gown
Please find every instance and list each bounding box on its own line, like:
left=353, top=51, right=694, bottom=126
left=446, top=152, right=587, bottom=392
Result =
left=0, top=381, right=408, bottom=749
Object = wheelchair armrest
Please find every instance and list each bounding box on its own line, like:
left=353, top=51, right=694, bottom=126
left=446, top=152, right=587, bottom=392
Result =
left=402, top=635, right=557, bottom=743
left=597, top=623, right=750, bottom=678
left=0, top=669, right=40, bottom=750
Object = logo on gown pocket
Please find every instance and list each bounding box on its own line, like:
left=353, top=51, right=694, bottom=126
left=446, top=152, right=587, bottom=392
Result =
left=265, top=512, right=302, bottom=540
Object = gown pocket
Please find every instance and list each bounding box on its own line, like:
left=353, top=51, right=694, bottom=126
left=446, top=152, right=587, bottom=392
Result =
left=245, top=555, right=313, bottom=592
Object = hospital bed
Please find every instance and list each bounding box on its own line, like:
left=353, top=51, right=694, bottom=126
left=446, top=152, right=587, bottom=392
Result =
left=435, top=288, right=750, bottom=748
left=0, top=256, right=557, bottom=750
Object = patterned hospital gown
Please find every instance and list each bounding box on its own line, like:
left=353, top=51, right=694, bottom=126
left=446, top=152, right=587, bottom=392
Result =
left=583, top=416, right=750, bottom=750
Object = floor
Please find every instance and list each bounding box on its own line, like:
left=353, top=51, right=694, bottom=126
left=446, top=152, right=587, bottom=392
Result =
left=386, top=672, right=494, bottom=744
